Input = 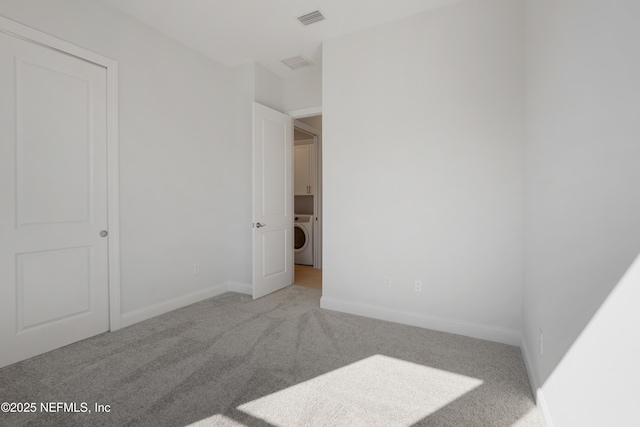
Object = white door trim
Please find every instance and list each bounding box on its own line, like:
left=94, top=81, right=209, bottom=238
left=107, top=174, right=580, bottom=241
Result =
left=286, top=106, right=322, bottom=119
left=0, top=15, right=122, bottom=331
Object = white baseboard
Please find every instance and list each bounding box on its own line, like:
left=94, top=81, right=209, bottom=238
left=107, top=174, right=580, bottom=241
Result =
left=227, top=281, right=252, bottom=295
left=520, top=336, right=554, bottom=427
left=520, top=336, right=540, bottom=395
left=320, top=296, right=521, bottom=346
left=120, top=282, right=233, bottom=328
left=536, top=388, right=554, bottom=427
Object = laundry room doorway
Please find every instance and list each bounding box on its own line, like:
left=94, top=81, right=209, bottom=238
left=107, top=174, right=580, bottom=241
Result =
left=292, top=113, right=322, bottom=289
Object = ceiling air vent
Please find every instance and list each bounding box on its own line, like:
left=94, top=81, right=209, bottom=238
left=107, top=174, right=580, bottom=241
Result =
left=281, top=55, right=314, bottom=71
left=297, top=10, right=325, bottom=26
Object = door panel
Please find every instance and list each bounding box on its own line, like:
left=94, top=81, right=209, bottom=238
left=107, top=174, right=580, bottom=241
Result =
left=0, top=31, right=109, bottom=368
left=17, top=58, right=93, bottom=226
left=17, top=247, right=92, bottom=330
left=262, top=119, right=287, bottom=216
left=262, top=229, right=287, bottom=278
left=252, top=103, right=293, bottom=299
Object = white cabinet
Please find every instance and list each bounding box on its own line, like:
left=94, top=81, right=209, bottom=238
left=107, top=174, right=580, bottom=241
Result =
left=294, top=143, right=315, bottom=195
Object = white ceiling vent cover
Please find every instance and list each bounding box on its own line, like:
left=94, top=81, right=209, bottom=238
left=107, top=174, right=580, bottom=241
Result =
left=281, top=55, right=314, bottom=71
left=297, top=10, right=325, bottom=26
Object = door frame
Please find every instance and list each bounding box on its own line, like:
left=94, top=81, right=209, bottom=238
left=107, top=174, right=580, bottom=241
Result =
left=290, top=109, right=322, bottom=270
left=0, top=16, right=122, bottom=331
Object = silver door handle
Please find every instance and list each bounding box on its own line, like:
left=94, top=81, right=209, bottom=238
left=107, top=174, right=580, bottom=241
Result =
left=256, top=223, right=267, bottom=228
left=100, top=230, right=108, bottom=237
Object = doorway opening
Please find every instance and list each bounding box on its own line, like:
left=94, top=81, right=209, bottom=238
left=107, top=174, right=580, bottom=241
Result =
left=293, top=115, right=322, bottom=289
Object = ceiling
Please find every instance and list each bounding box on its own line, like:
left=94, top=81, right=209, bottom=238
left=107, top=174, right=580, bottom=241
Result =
left=99, top=0, right=461, bottom=78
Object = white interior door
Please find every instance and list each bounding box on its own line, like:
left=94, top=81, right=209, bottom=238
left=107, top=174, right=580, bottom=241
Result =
left=252, top=102, right=294, bottom=299
left=0, top=31, right=109, bottom=368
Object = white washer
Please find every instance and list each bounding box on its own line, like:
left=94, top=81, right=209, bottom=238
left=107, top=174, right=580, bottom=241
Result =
left=294, top=214, right=313, bottom=265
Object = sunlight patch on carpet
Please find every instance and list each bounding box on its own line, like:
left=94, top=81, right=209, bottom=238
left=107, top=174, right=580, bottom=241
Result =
left=235, top=354, right=483, bottom=426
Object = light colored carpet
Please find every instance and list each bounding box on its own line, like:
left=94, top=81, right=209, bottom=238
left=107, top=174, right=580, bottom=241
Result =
left=0, top=286, right=541, bottom=426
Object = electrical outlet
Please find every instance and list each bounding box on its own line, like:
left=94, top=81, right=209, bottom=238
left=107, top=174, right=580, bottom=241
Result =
left=384, top=276, right=391, bottom=287
left=414, top=280, right=422, bottom=292
left=539, top=329, right=544, bottom=355
left=193, top=263, right=200, bottom=275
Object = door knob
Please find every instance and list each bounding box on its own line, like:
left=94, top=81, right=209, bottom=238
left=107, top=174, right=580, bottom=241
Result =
left=100, top=230, right=108, bottom=237
left=256, top=223, right=267, bottom=228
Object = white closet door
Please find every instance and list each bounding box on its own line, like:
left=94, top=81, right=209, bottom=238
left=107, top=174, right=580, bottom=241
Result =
left=0, top=31, right=109, bottom=368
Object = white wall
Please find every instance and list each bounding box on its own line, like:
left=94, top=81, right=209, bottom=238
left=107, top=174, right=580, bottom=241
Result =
left=523, top=0, right=640, bottom=424
left=0, top=0, right=239, bottom=314
left=283, top=67, right=322, bottom=112
left=322, top=0, right=524, bottom=345
left=225, top=63, right=255, bottom=287
left=255, top=62, right=284, bottom=112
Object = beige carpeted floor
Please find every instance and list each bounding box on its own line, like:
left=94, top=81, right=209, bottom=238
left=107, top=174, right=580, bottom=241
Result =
left=0, top=286, right=541, bottom=426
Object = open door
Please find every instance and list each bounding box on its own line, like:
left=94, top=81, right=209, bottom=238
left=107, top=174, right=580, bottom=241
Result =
left=252, top=102, right=293, bottom=299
